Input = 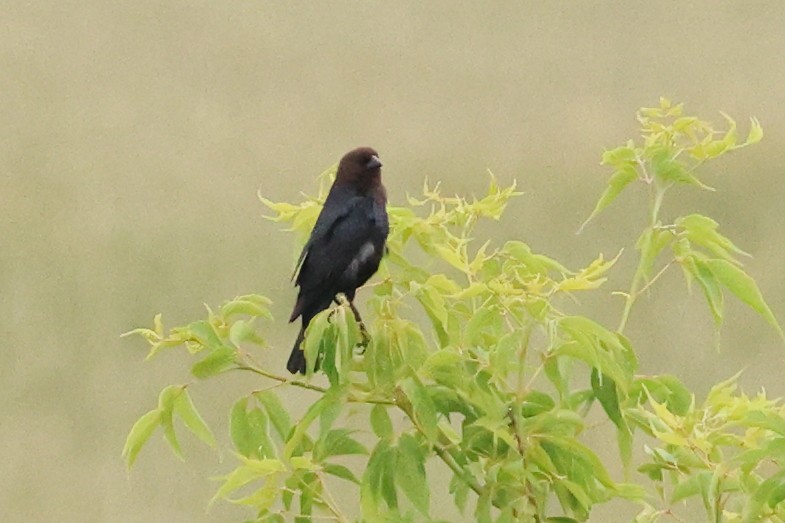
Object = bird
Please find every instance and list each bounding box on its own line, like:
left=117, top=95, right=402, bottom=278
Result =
left=287, top=147, right=389, bottom=374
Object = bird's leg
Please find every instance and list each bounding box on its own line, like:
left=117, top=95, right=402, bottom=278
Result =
left=333, top=295, right=371, bottom=348
left=348, top=301, right=371, bottom=349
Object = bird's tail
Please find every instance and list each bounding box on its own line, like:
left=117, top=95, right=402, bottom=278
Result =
left=287, top=326, right=307, bottom=374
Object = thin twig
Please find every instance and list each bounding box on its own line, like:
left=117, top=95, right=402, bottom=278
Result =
left=232, top=364, right=396, bottom=406
left=636, top=261, right=674, bottom=296
left=234, top=365, right=328, bottom=393
left=432, top=443, right=484, bottom=496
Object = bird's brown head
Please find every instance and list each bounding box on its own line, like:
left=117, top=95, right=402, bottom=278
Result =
left=335, top=147, right=383, bottom=190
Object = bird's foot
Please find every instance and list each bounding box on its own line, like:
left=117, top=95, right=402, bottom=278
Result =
left=356, top=320, right=371, bottom=353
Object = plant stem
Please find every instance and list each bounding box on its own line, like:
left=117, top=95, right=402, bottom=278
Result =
left=515, top=319, right=533, bottom=398
left=235, top=364, right=328, bottom=393
left=432, top=443, right=484, bottom=496
left=618, top=184, right=667, bottom=333
left=395, top=390, right=486, bottom=499
left=233, top=364, right=395, bottom=405
left=315, top=472, right=352, bottom=523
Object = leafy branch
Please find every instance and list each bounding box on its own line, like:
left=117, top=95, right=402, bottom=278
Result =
left=122, top=100, right=785, bottom=523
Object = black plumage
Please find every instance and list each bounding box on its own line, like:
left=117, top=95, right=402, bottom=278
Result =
left=287, top=147, right=389, bottom=374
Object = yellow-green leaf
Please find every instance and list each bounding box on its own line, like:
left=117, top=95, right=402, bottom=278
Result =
left=745, top=117, right=763, bottom=145
left=370, top=405, right=393, bottom=439
left=580, top=165, right=638, bottom=232
left=174, top=389, right=216, bottom=447
left=705, top=259, right=784, bottom=339
left=191, top=346, right=237, bottom=378
left=122, top=408, right=162, bottom=467
left=396, top=433, right=429, bottom=515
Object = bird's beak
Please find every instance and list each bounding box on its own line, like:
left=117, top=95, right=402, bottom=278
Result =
left=366, top=155, right=382, bottom=170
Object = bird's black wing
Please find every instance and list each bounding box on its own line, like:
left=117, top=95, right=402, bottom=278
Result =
left=292, top=184, right=362, bottom=282
left=290, top=187, right=380, bottom=321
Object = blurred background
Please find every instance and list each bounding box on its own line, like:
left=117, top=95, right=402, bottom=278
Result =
left=3, top=2, right=785, bottom=521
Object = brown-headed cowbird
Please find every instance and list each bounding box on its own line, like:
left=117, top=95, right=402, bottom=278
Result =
left=287, top=147, right=389, bottom=374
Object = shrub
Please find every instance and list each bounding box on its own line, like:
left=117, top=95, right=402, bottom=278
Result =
left=124, top=99, right=783, bottom=522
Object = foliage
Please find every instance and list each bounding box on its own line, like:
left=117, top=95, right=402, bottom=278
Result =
left=123, top=99, right=784, bottom=522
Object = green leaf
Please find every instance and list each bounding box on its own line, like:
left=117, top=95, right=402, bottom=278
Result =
left=528, top=409, right=585, bottom=437
left=233, top=473, right=282, bottom=511
left=601, top=143, right=636, bottom=168
left=433, top=244, right=466, bottom=272
left=366, top=321, right=396, bottom=392
left=703, top=140, right=729, bottom=159
left=437, top=419, right=461, bottom=445
left=396, top=434, right=429, bottom=515
left=212, top=464, right=265, bottom=503
left=542, top=434, right=616, bottom=489
left=229, top=320, right=265, bottom=347
left=174, top=389, right=216, bottom=447
left=617, top=427, right=633, bottom=474
left=671, top=471, right=711, bottom=503
left=321, top=302, right=360, bottom=386
left=544, top=355, right=569, bottom=399
left=580, top=165, right=638, bottom=232
left=720, top=112, right=739, bottom=149
left=632, top=503, right=663, bottom=523
left=284, top=391, right=342, bottom=458
left=636, top=226, right=672, bottom=280
left=370, top=405, right=394, bottom=439
left=557, top=479, right=593, bottom=516
left=362, top=440, right=398, bottom=515
left=745, top=117, right=763, bottom=145
left=676, top=214, right=751, bottom=262
left=688, top=257, right=724, bottom=326
left=318, top=390, right=345, bottom=437
left=314, top=429, right=368, bottom=460
left=231, top=397, right=273, bottom=458
left=475, top=489, right=493, bottom=523
left=254, top=391, right=292, bottom=441
left=220, top=295, right=273, bottom=319
left=464, top=305, right=497, bottom=346
left=361, top=440, right=387, bottom=518
left=590, top=369, right=625, bottom=431
left=400, top=376, right=439, bottom=443
left=379, top=446, right=399, bottom=509
left=289, top=455, right=320, bottom=471
left=183, top=319, right=223, bottom=350
left=413, top=278, right=449, bottom=342
left=449, top=473, right=470, bottom=514
left=422, top=350, right=465, bottom=388
left=303, top=309, right=332, bottom=376
left=520, top=390, right=556, bottom=418
left=658, top=375, right=693, bottom=415
left=632, top=375, right=693, bottom=416
left=705, top=258, right=784, bottom=339
left=122, top=408, right=162, bottom=467
left=191, top=346, right=236, bottom=378
left=553, top=316, right=634, bottom=392
left=652, top=148, right=714, bottom=189
left=614, top=483, right=647, bottom=500
left=211, top=457, right=285, bottom=505
left=743, top=411, right=785, bottom=437
left=323, top=463, right=361, bottom=484
left=398, top=320, right=429, bottom=370
left=158, top=385, right=184, bottom=459
left=504, top=240, right=571, bottom=276
left=743, top=469, right=785, bottom=522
